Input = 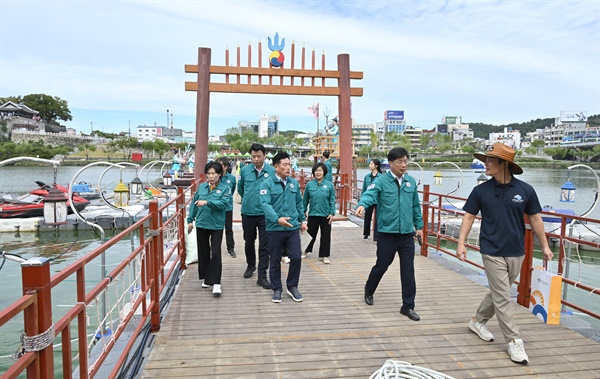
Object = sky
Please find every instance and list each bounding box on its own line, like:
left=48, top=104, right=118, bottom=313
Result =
left=1, top=0, right=599, bottom=136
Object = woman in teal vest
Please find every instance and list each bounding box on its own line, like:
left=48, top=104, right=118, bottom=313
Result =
left=187, top=161, right=231, bottom=296
left=362, top=158, right=382, bottom=241
left=302, top=162, right=336, bottom=263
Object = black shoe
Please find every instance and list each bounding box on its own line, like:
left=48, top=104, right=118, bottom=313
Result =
left=286, top=286, right=303, bottom=302
left=228, top=249, right=236, bottom=258
left=272, top=289, right=282, bottom=303
left=257, top=277, right=271, bottom=289
left=363, top=235, right=369, bottom=239
left=243, top=266, right=256, bottom=278
left=364, top=289, right=374, bottom=305
left=400, top=308, right=420, bottom=321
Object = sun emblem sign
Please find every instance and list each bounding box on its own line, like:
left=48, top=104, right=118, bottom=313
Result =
left=268, top=32, right=285, bottom=67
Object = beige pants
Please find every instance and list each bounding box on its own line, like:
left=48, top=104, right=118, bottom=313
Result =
left=476, top=254, right=525, bottom=343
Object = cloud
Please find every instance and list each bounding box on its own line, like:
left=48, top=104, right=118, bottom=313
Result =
left=1, top=0, right=598, bottom=134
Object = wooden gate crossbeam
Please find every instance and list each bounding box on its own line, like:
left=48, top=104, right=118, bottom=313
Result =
left=185, top=66, right=363, bottom=96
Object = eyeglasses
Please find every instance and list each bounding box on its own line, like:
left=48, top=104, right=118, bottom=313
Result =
left=392, top=159, right=409, bottom=166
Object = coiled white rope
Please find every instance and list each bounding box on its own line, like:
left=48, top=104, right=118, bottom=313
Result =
left=369, top=359, right=456, bottom=379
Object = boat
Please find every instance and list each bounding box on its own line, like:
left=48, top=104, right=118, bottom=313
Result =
left=0, top=181, right=90, bottom=218
left=381, top=159, right=390, bottom=171
left=470, top=158, right=485, bottom=172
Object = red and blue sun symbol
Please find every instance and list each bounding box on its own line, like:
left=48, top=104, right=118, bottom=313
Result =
left=268, top=32, right=285, bottom=67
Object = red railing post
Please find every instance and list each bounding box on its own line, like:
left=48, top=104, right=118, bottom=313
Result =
left=341, top=173, right=349, bottom=216
left=518, top=216, right=535, bottom=307
left=421, top=184, right=430, bottom=257
left=177, top=186, right=187, bottom=270
left=21, top=257, right=54, bottom=378
left=149, top=200, right=161, bottom=332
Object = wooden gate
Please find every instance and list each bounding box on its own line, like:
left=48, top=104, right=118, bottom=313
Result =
left=185, top=40, right=363, bottom=180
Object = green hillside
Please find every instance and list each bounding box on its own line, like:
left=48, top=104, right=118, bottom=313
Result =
left=468, top=114, right=600, bottom=139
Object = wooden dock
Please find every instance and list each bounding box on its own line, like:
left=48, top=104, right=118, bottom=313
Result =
left=141, top=221, right=600, bottom=378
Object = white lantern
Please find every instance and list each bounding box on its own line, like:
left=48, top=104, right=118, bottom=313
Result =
left=43, top=186, right=68, bottom=225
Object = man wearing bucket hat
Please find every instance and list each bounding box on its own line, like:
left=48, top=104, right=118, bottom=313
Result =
left=456, top=143, right=553, bottom=364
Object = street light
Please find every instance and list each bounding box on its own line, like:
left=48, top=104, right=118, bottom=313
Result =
left=408, top=161, right=424, bottom=187
left=130, top=175, right=144, bottom=196
left=560, top=178, right=576, bottom=203
left=432, top=161, right=464, bottom=197
left=565, top=164, right=600, bottom=217
left=433, top=170, right=443, bottom=185
left=0, top=157, right=67, bottom=226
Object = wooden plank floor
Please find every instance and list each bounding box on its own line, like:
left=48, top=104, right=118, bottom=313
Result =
left=142, top=221, right=600, bottom=378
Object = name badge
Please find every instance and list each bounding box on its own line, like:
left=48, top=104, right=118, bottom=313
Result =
left=406, top=182, right=411, bottom=187
left=290, top=184, right=295, bottom=189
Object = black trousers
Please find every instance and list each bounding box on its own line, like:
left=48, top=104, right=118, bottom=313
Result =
left=196, top=228, right=223, bottom=285
left=268, top=230, right=302, bottom=291
left=363, top=205, right=379, bottom=240
left=225, top=210, right=234, bottom=251
left=305, top=215, right=332, bottom=257
left=365, top=232, right=416, bottom=310
left=241, top=214, right=269, bottom=278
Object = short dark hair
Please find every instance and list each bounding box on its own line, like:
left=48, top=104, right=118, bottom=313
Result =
left=249, top=143, right=266, bottom=155
left=204, top=161, right=224, bottom=175
left=312, top=162, right=328, bottom=176
left=218, top=157, right=230, bottom=167
left=323, top=151, right=330, bottom=159
left=388, top=147, right=409, bottom=162
left=272, top=152, right=290, bottom=166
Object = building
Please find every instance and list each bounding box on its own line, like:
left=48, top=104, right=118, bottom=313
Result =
left=137, top=125, right=163, bottom=142
left=402, top=126, right=423, bottom=150
left=488, top=127, right=522, bottom=149
left=352, top=123, right=375, bottom=150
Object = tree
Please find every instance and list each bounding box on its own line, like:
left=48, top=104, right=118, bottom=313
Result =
left=21, top=94, right=72, bottom=124
left=79, top=143, right=97, bottom=162
left=115, top=137, right=139, bottom=161
left=152, top=139, right=170, bottom=160
left=531, top=139, right=545, bottom=155
left=101, top=141, right=119, bottom=161
left=461, top=145, right=476, bottom=154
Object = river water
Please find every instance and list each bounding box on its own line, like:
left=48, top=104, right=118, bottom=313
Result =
left=1, top=165, right=599, bottom=372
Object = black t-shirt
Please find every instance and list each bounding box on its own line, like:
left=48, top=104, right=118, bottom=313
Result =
left=463, top=177, right=542, bottom=257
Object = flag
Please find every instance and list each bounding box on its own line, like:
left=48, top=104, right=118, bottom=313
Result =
left=307, top=103, right=319, bottom=119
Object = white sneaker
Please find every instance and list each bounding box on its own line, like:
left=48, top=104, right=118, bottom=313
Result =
left=323, top=257, right=330, bottom=264
left=301, top=251, right=308, bottom=259
left=212, top=284, right=222, bottom=296
left=201, top=281, right=210, bottom=288
left=508, top=339, right=529, bottom=364
left=468, top=318, right=494, bottom=341
left=282, top=256, right=290, bottom=264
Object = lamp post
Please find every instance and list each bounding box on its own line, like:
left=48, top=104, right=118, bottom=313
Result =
left=433, top=170, right=443, bottom=186
left=432, top=161, right=464, bottom=196
left=0, top=157, right=67, bottom=226
left=560, top=164, right=600, bottom=312
left=68, top=161, right=126, bottom=336
left=408, top=161, right=424, bottom=187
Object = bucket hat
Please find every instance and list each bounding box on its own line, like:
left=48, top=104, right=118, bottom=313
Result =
left=473, top=143, right=523, bottom=175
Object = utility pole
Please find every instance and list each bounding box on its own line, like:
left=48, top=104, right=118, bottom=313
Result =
left=128, top=120, right=131, bottom=138
left=90, top=121, right=93, bottom=134
left=167, top=109, right=169, bottom=128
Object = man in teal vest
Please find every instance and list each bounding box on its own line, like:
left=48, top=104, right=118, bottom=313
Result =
left=260, top=152, right=307, bottom=303
left=356, top=147, right=423, bottom=321
left=238, top=143, right=276, bottom=289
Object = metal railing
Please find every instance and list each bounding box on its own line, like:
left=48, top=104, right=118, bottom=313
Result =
left=0, top=183, right=196, bottom=378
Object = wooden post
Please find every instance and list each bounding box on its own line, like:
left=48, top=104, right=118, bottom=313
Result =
left=421, top=185, right=430, bottom=257
left=337, top=54, right=352, bottom=182
left=149, top=200, right=161, bottom=331
left=21, top=257, right=54, bottom=378
left=194, top=48, right=211, bottom=182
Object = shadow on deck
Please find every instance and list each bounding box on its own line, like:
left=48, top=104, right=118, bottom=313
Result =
left=141, top=221, right=599, bottom=378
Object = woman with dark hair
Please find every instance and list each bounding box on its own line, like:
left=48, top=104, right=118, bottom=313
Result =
left=302, top=162, right=336, bottom=263
left=187, top=161, right=231, bottom=296
left=218, top=157, right=237, bottom=258
left=362, top=159, right=382, bottom=241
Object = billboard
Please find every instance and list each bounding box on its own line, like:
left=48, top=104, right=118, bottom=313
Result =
left=437, top=124, right=448, bottom=134
left=385, top=110, right=404, bottom=120
left=560, top=111, right=587, bottom=123
left=444, top=116, right=458, bottom=125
